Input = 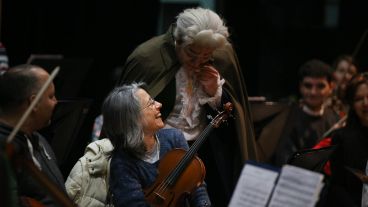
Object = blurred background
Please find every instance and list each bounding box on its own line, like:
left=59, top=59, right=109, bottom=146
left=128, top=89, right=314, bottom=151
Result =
left=2, top=0, right=368, bottom=176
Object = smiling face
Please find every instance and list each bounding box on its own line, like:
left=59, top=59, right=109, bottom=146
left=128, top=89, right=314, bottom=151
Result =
left=136, top=89, right=164, bottom=135
left=300, top=76, right=332, bottom=111
left=353, top=83, right=368, bottom=127
left=176, top=43, right=215, bottom=72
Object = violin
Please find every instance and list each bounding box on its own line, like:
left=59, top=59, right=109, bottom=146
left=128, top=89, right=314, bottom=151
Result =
left=144, top=102, right=233, bottom=207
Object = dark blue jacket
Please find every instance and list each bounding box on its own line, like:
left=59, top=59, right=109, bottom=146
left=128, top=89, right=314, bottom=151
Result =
left=110, top=128, right=211, bottom=207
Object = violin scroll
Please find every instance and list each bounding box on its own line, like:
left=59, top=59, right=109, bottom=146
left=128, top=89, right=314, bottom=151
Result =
left=211, top=102, right=233, bottom=128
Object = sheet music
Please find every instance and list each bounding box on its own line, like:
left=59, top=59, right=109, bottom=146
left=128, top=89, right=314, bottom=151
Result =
left=229, top=164, right=279, bottom=207
left=268, top=165, right=324, bottom=207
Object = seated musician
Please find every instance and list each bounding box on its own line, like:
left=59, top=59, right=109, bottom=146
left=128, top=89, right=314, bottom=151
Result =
left=103, top=83, right=211, bottom=207
left=0, top=64, right=67, bottom=206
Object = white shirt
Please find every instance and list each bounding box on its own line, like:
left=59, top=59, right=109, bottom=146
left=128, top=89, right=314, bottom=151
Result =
left=164, top=67, right=225, bottom=141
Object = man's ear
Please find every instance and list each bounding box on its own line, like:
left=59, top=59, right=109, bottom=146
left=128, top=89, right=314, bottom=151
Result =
left=28, top=94, right=39, bottom=112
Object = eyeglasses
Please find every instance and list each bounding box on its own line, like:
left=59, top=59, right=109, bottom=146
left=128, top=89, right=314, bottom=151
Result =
left=141, top=97, right=156, bottom=110
left=183, top=45, right=213, bottom=63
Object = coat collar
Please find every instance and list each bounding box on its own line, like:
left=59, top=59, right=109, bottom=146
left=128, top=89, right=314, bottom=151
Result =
left=160, top=24, right=180, bottom=73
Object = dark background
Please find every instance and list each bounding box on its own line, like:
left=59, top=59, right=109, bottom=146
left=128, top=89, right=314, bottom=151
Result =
left=2, top=0, right=368, bottom=176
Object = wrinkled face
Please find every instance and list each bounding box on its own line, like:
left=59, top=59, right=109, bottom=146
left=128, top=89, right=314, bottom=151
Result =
left=32, top=69, right=57, bottom=130
left=176, top=43, right=215, bottom=72
left=353, top=83, right=368, bottom=127
left=334, top=60, right=357, bottom=90
left=300, top=77, right=332, bottom=110
left=136, top=89, right=164, bottom=134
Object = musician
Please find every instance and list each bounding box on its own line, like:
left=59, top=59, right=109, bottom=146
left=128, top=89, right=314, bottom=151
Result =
left=0, top=64, right=66, bottom=206
left=104, top=83, right=211, bottom=206
left=118, top=7, right=257, bottom=206
left=328, top=73, right=368, bottom=206
left=328, top=54, right=359, bottom=117
left=272, top=59, right=340, bottom=166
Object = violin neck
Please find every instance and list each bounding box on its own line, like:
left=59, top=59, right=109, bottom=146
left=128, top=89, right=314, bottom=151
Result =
left=167, top=123, right=214, bottom=186
left=187, top=124, right=213, bottom=159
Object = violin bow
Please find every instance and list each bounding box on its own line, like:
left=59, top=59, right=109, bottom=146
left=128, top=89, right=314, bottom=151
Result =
left=352, top=29, right=368, bottom=59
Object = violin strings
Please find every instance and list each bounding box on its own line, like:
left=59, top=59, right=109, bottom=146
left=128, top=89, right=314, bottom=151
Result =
left=155, top=124, right=212, bottom=196
left=153, top=110, right=226, bottom=196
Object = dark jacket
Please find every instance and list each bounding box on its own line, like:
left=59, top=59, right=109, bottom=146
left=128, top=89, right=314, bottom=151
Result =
left=0, top=122, right=66, bottom=207
left=272, top=104, right=339, bottom=167
left=328, top=122, right=368, bottom=206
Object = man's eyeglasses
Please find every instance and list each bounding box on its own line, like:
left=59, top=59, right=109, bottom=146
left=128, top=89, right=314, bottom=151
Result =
left=141, top=97, right=156, bottom=110
left=183, top=46, right=213, bottom=63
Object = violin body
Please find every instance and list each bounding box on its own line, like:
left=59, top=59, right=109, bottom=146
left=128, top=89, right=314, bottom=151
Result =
left=144, top=149, right=206, bottom=207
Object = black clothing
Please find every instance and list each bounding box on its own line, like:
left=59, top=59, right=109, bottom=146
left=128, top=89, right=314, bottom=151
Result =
left=0, top=122, right=66, bottom=207
left=273, top=104, right=339, bottom=166
left=328, top=122, right=368, bottom=206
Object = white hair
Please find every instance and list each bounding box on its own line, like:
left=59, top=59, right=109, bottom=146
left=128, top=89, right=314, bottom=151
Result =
left=174, top=7, right=229, bottom=49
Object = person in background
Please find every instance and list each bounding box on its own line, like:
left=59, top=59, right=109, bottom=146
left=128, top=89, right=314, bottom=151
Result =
left=272, top=59, right=339, bottom=166
left=328, top=72, right=368, bottom=206
left=0, top=64, right=66, bottom=206
left=104, top=83, right=211, bottom=206
left=118, top=7, right=257, bottom=206
left=311, top=55, right=359, bottom=177
left=329, top=54, right=359, bottom=117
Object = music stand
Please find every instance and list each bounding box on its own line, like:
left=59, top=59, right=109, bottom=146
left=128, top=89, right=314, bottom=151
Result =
left=287, top=145, right=336, bottom=172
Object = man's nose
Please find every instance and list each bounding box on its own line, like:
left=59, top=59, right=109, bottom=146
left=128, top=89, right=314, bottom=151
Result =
left=191, top=57, right=205, bottom=67
left=310, top=86, right=319, bottom=94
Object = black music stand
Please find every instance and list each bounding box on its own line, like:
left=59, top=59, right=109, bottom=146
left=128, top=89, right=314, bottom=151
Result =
left=287, top=146, right=336, bottom=172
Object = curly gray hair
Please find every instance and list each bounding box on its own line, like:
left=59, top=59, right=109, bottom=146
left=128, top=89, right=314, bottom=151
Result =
left=174, top=7, right=229, bottom=49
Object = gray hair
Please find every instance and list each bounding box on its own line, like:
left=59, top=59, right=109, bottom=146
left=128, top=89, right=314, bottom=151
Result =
left=102, top=82, right=146, bottom=157
left=174, top=7, right=229, bottom=48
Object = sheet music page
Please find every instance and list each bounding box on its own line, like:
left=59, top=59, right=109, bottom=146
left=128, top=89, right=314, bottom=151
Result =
left=268, top=165, right=324, bottom=207
left=229, top=163, right=279, bottom=207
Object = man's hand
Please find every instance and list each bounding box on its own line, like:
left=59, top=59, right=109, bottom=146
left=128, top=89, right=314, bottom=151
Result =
left=196, top=65, right=220, bottom=97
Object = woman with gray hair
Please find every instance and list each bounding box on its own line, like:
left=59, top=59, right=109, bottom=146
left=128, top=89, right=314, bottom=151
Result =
left=118, top=7, right=257, bottom=206
left=104, top=83, right=211, bottom=207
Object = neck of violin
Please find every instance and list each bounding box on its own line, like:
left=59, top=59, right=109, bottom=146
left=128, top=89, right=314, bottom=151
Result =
left=167, top=123, right=214, bottom=186
left=186, top=124, right=213, bottom=159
